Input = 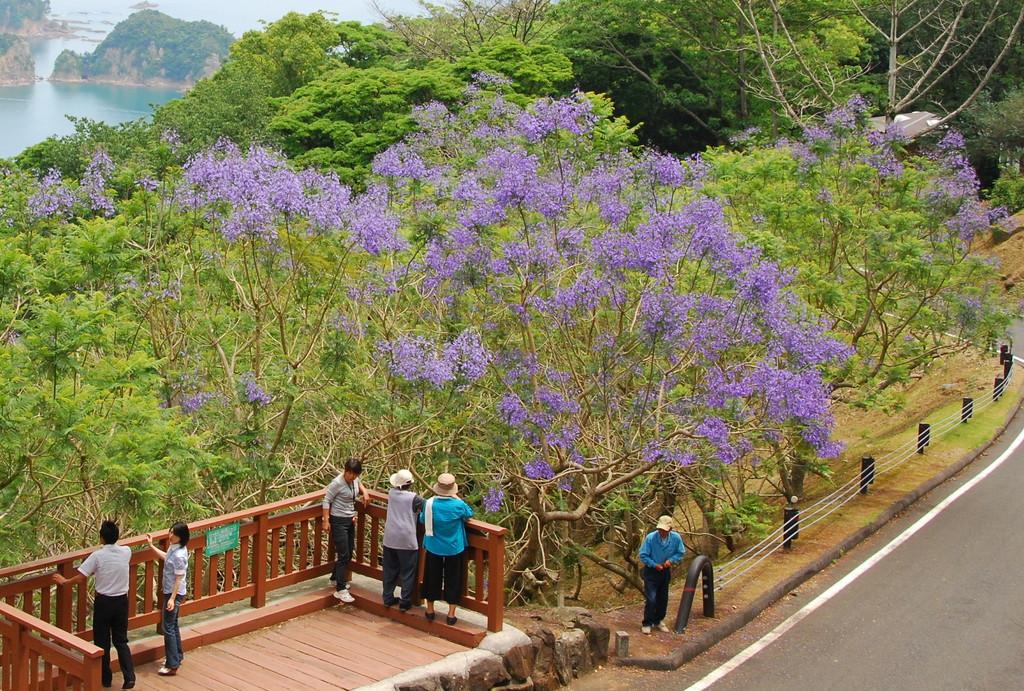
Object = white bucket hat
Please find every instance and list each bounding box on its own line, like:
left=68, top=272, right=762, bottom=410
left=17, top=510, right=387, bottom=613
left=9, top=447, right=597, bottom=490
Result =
left=389, top=469, right=414, bottom=488
left=656, top=515, right=674, bottom=531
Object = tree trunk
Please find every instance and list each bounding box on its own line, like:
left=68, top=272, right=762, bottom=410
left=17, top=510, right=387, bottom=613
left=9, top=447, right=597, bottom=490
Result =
left=886, top=0, right=898, bottom=121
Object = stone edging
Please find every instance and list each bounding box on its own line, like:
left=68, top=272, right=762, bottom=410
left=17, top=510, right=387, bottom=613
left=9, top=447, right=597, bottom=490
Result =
left=618, top=384, right=1024, bottom=671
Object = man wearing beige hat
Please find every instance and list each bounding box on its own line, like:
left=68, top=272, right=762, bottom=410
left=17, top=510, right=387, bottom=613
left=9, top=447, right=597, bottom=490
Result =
left=382, top=469, right=424, bottom=611
left=638, top=515, right=686, bottom=634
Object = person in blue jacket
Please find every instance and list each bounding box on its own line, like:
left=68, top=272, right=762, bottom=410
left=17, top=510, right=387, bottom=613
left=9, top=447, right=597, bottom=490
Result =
left=419, top=472, right=474, bottom=626
left=638, top=514, right=685, bottom=634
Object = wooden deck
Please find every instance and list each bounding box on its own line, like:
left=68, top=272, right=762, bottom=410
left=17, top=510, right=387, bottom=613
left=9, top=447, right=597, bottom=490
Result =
left=132, top=606, right=466, bottom=690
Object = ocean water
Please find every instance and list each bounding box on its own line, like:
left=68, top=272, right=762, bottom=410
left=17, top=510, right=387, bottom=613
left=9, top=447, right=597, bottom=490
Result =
left=0, top=0, right=422, bottom=158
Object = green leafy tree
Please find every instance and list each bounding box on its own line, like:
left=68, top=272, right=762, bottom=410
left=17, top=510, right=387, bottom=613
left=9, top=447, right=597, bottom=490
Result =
left=269, top=37, right=572, bottom=180
left=153, top=13, right=390, bottom=153
left=377, top=0, right=558, bottom=60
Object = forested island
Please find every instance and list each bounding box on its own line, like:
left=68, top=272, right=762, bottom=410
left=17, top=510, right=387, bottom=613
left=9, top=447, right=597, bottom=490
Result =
left=0, top=0, right=65, bottom=37
left=50, top=10, right=232, bottom=88
left=0, top=33, right=34, bottom=84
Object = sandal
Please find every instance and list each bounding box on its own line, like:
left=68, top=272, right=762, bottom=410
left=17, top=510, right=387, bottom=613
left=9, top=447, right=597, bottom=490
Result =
left=446, top=616, right=458, bottom=626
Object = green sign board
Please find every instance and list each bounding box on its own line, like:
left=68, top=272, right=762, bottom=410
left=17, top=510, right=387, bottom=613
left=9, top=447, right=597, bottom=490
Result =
left=204, top=522, right=240, bottom=558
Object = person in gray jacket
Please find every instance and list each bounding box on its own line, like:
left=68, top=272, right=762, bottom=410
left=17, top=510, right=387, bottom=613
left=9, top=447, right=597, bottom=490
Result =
left=322, top=458, right=371, bottom=603
left=382, top=469, right=423, bottom=612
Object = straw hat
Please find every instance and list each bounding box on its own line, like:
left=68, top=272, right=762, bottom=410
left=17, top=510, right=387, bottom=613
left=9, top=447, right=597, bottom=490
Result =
left=656, top=515, right=674, bottom=531
left=432, top=473, right=459, bottom=497
left=389, top=469, right=414, bottom=489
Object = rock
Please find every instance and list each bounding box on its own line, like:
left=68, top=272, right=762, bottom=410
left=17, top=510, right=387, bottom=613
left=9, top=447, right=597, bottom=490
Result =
left=467, top=654, right=510, bottom=690
left=530, top=627, right=557, bottom=681
left=554, top=629, right=591, bottom=684
left=499, top=679, right=535, bottom=691
left=438, top=655, right=510, bottom=691
left=571, top=611, right=610, bottom=663
left=397, top=679, right=443, bottom=691
left=531, top=673, right=560, bottom=691
left=503, top=643, right=537, bottom=682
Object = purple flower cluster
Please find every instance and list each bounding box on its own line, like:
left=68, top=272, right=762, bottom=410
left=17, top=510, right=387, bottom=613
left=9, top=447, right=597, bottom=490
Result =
left=379, top=330, right=492, bottom=389
left=515, top=92, right=597, bottom=142
left=523, top=457, right=555, bottom=480
left=180, top=391, right=216, bottom=414
left=28, top=170, right=76, bottom=220
left=82, top=150, right=115, bottom=217
left=181, top=142, right=406, bottom=254
left=241, top=372, right=272, bottom=407
left=483, top=486, right=505, bottom=512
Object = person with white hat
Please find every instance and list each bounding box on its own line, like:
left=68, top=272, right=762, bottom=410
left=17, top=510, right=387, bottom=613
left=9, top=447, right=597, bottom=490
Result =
left=638, top=514, right=685, bottom=634
left=419, top=472, right=474, bottom=626
left=382, top=469, right=424, bottom=611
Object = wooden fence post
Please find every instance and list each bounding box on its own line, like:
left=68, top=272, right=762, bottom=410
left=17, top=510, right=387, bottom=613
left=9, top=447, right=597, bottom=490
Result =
left=55, top=561, right=75, bottom=632
left=84, top=651, right=104, bottom=691
left=486, top=531, right=505, bottom=632
left=12, top=625, right=30, bottom=690
left=251, top=513, right=268, bottom=609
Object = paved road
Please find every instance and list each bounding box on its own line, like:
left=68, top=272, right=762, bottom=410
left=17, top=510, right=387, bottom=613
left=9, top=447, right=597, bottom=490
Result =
left=576, top=365, right=1024, bottom=691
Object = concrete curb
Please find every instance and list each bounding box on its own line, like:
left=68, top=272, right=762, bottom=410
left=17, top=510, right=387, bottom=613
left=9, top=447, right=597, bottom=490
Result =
left=618, top=382, right=1024, bottom=671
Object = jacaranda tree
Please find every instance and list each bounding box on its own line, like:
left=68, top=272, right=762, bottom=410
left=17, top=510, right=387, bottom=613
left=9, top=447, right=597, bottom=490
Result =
left=360, top=84, right=848, bottom=596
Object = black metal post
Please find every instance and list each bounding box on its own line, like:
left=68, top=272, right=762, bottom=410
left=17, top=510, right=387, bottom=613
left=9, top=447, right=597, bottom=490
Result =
left=917, top=423, right=930, bottom=454
left=783, top=505, right=800, bottom=549
left=859, top=456, right=875, bottom=494
left=672, top=555, right=715, bottom=634
left=995, top=376, right=1005, bottom=401
left=1000, top=345, right=1010, bottom=364
left=961, top=397, right=973, bottom=423
left=1004, top=359, right=1013, bottom=378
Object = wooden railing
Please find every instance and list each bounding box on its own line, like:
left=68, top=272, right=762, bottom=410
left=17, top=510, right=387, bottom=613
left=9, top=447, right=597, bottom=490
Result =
left=0, top=602, right=103, bottom=691
left=0, top=488, right=507, bottom=662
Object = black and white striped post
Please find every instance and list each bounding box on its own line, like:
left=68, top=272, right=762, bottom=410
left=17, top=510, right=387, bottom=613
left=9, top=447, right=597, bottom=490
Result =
left=783, top=497, right=800, bottom=549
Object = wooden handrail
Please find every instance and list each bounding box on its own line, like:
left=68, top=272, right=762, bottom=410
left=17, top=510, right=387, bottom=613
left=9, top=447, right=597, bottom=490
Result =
left=0, top=602, right=103, bottom=658
left=0, top=484, right=508, bottom=637
left=0, top=488, right=505, bottom=581
left=1, top=600, right=105, bottom=691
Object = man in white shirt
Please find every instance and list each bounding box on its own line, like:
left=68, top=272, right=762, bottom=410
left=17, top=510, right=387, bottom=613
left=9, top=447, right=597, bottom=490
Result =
left=53, top=520, right=136, bottom=689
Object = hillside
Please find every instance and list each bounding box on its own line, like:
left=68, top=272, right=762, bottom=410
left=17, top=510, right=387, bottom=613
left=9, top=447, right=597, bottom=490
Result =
left=50, top=10, right=233, bottom=88
left=0, top=33, right=34, bottom=84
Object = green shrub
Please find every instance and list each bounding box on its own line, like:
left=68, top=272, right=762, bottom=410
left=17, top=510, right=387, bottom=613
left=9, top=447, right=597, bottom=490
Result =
left=988, top=171, right=1024, bottom=214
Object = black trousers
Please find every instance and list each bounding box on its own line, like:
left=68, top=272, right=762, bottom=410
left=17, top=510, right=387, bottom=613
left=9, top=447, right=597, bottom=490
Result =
left=422, top=550, right=464, bottom=605
left=93, top=593, right=135, bottom=685
left=642, top=566, right=671, bottom=626
left=330, top=516, right=355, bottom=589
left=382, top=547, right=419, bottom=608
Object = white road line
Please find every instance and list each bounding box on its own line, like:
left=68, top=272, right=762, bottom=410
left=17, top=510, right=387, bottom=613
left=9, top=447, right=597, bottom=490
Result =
left=685, top=418, right=1024, bottom=691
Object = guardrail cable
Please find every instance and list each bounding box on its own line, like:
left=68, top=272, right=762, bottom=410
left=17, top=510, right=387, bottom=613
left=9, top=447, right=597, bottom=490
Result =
left=715, top=365, right=1014, bottom=590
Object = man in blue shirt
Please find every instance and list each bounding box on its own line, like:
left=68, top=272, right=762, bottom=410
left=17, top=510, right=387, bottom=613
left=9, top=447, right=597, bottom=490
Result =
left=638, top=515, right=685, bottom=634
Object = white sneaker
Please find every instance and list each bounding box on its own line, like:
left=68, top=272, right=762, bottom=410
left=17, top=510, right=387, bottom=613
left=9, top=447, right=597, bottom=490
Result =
left=656, top=623, right=670, bottom=633
left=334, top=588, right=355, bottom=604
left=641, top=625, right=651, bottom=635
